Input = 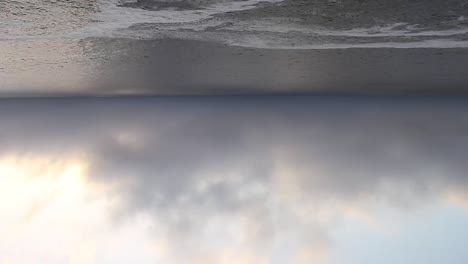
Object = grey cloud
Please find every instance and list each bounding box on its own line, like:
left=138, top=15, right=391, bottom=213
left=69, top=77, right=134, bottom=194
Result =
left=1, top=97, right=468, bottom=208
left=1, top=96, right=468, bottom=263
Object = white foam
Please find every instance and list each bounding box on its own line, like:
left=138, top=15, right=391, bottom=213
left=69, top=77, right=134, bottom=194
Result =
left=110, top=17, right=468, bottom=49
left=314, top=25, right=468, bottom=38
left=218, top=21, right=468, bottom=38
left=225, top=38, right=468, bottom=49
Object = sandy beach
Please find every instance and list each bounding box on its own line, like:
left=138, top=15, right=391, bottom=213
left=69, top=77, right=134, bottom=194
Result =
left=1, top=0, right=468, bottom=95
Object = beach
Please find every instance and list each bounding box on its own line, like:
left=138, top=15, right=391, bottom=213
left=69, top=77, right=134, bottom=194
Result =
left=1, top=0, right=468, bottom=95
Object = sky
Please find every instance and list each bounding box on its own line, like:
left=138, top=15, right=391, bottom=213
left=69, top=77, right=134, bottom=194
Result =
left=0, top=96, right=468, bottom=264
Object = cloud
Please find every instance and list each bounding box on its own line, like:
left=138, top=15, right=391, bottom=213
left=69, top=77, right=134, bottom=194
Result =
left=0, top=96, right=468, bottom=263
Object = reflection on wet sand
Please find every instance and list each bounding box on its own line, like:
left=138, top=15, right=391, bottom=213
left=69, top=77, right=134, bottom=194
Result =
left=3, top=37, right=468, bottom=95
left=0, top=96, right=467, bottom=264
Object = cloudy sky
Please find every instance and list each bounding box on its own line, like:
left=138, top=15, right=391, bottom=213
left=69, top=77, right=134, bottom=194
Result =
left=1, top=96, right=468, bottom=264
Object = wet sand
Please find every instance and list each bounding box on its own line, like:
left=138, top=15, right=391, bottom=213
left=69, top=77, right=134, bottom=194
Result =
left=2, top=38, right=468, bottom=96
left=1, top=0, right=468, bottom=96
